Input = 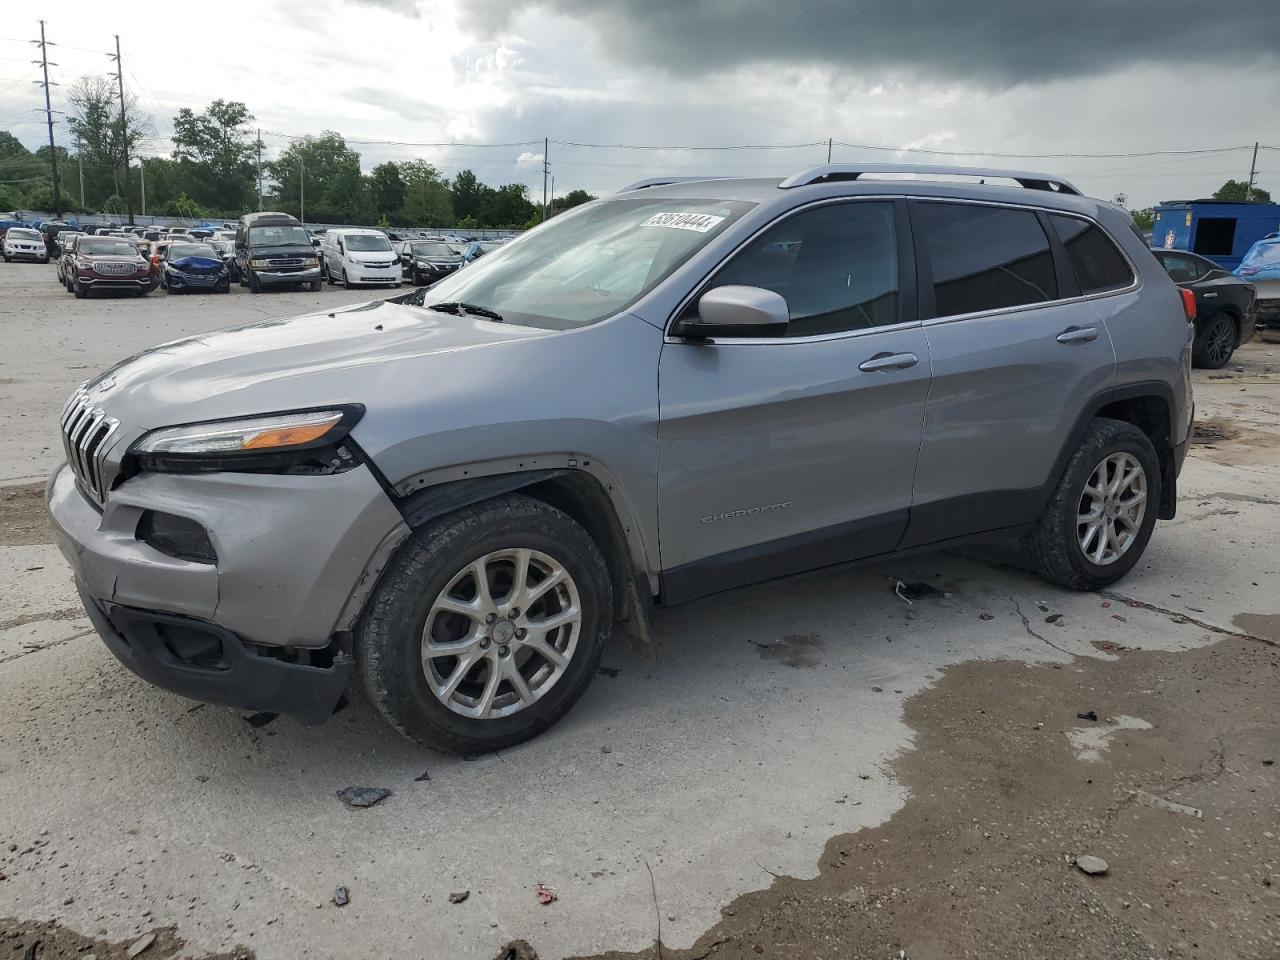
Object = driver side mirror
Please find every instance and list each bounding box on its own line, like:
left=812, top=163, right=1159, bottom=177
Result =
left=675, top=285, right=789, bottom=339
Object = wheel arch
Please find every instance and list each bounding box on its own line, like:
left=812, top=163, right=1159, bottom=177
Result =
left=1070, top=382, right=1177, bottom=521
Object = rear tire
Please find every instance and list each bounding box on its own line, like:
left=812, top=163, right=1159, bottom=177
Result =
left=358, top=494, right=613, bottom=753
left=1260, top=329, right=1280, bottom=345
left=1192, top=313, right=1237, bottom=369
left=1024, top=418, right=1161, bottom=591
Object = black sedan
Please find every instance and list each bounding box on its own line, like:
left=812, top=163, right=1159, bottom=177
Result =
left=394, top=239, right=463, bottom=286
left=1152, top=248, right=1257, bottom=369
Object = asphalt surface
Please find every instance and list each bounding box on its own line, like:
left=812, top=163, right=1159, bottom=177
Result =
left=1, top=260, right=1278, bottom=959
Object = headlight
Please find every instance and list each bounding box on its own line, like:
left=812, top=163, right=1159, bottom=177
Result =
left=249, top=259, right=270, bottom=268
left=303, top=256, right=318, bottom=267
left=130, top=406, right=364, bottom=474
left=415, top=259, right=433, bottom=269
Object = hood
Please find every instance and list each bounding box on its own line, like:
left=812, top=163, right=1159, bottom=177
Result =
left=168, top=254, right=224, bottom=270
left=1236, top=237, right=1280, bottom=282
left=81, top=298, right=557, bottom=441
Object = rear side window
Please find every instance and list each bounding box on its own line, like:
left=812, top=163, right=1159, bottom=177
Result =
left=708, top=201, right=900, bottom=336
left=918, top=203, right=1056, bottom=317
left=1050, top=215, right=1134, bottom=294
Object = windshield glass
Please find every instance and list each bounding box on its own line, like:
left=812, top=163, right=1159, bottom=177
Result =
left=169, top=243, right=217, bottom=259
left=422, top=197, right=754, bottom=329
left=409, top=241, right=459, bottom=257
left=345, top=234, right=392, bottom=252
left=79, top=239, right=138, bottom=257
left=249, top=224, right=310, bottom=247
left=8, top=229, right=40, bottom=240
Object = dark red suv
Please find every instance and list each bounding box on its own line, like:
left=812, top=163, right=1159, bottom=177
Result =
left=66, top=236, right=153, bottom=298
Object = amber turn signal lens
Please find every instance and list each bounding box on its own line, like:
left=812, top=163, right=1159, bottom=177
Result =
left=242, top=422, right=335, bottom=450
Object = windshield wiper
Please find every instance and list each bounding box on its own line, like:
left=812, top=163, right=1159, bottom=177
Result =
left=428, top=301, right=505, bottom=323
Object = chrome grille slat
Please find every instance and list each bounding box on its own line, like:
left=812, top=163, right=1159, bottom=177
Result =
left=59, top=386, right=119, bottom=504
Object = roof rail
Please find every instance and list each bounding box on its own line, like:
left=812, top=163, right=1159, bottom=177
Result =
left=616, top=176, right=726, bottom=192
left=778, top=163, right=1081, bottom=196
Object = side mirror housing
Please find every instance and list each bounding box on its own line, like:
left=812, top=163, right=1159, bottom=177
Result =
left=675, top=285, right=789, bottom=338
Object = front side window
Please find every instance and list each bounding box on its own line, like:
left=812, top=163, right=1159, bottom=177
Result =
left=919, top=203, right=1056, bottom=317
left=705, top=201, right=900, bottom=336
left=1050, top=215, right=1134, bottom=293
left=420, top=197, right=754, bottom=330
left=345, top=234, right=392, bottom=252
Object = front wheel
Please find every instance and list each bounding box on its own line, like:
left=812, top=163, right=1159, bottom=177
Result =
left=72, top=279, right=86, bottom=299
left=358, top=494, right=613, bottom=753
left=1192, top=313, right=1237, bottom=369
left=1024, top=418, right=1160, bottom=590
left=247, top=270, right=261, bottom=293
left=308, top=278, right=322, bottom=292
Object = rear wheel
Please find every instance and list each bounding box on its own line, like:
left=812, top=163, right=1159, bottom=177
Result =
left=1024, top=418, right=1160, bottom=590
left=1192, top=313, right=1237, bottom=369
left=358, top=494, right=612, bottom=753
left=1259, top=328, right=1280, bottom=345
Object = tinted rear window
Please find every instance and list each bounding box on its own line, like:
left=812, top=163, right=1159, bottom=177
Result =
left=1050, top=215, right=1134, bottom=294
left=918, top=203, right=1056, bottom=317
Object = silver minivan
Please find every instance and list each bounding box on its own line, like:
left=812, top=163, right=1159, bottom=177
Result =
left=47, top=164, right=1194, bottom=752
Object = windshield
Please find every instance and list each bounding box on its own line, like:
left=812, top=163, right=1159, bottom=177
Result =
left=169, top=243, right=217, bottom=259
left=345, top=234, right=392, bottom=252
left=249, top=224, right=310, bottom=247
left=409, top=241, right=459, bottom=257
left=79, top=239, right=138, bottom=257
left=8, top=229, right=40, bottom=240
left=422, top=197, right=753, bottom=329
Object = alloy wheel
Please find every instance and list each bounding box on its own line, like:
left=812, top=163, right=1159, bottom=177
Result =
left=421, top=548, right=581, bottom=719
left=1205, top=317, right=1234, bottom=367
left=1077, top=452, right=1147, bottom=565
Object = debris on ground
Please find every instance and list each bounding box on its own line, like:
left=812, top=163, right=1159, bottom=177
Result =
left=1045, top=613, right=1063, bottom=624
left=414, top=770, right=431, bottom=782
left=1077, top=711, right=1098, bottom=722
left=534, top=882, right=558, bottom=905
left=336, top=786, right=392, bottom=809
left=448, top=890, right=470, bottom=904
left=242, top=712, right=277, bottom=729
left=332, top=886, right=350, bottom=907
left=1134, top=790, right=1203, bottom=820
left=126, top=933, right=157, bottom=958
left=598, top=666, right=620, bottom=678
left=893, top=580, right=949, bottom=604
left=494, top=940, right=539, bottom=960
left=1111, top=614, right=1127, bottom=622
left=1074, top=855, right=1109, bottom=876
left=979, top=613, right=994, bottom=621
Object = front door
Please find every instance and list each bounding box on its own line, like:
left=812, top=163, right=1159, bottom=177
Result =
left=657, top=199, right=931, bottom=604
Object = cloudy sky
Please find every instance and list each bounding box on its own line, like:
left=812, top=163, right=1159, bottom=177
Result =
left=2, top=0, right=1278, bottom=207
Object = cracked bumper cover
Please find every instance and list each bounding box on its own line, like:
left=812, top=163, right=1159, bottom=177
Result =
left=46, top=462, right=409, bottom=715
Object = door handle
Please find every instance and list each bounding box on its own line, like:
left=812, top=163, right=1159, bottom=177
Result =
left=1203, top=292, right=1218, bottom=299
left=859, top=352, right=919, bottom=373
left=1056, top=326, right=1099, bottom=344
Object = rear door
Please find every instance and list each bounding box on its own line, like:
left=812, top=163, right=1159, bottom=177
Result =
left=657, top=199, right=932, bottom=603
left=901, top=200, right=1121, bottom=547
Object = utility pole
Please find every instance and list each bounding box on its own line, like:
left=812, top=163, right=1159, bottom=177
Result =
left=76, top=139, right=84, bottom=207
left=299, top=155, right=305, bottom=224
left=139, top=157, right=145, bottom=216
left=827, top=138, right=832, bottom=163
left=541, top=137, right=549, bottom=222
left=256, top=128, right=263, bottom=211
left=108, top=35, right=133, bottom=224
left=1246, top=141, right=1259, bottom=202
left=33, top=20, right=62, bottom=216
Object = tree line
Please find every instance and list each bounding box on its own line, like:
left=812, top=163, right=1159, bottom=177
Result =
left=0, top=77, right=596, bottom=228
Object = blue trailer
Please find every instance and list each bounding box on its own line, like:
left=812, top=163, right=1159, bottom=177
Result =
left=1152, top=199, right=1280, bottom=272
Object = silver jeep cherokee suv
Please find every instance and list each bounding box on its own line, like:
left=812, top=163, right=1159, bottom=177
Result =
left=47, top=164, right=1194, bottom=752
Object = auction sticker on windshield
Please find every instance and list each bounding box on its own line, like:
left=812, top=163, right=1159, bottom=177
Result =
left=640, top=211, right=727, bottom=233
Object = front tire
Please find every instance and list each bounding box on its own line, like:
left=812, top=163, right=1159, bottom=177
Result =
left=358, top=494, right=613, bottom=753
left=341, top=268, right=349, bottom=288
left=309, top=278, right=322, bottom=292
left=248, top=270, right=261, bottom=293
left=72, top=279, right=86, bottom=299
left=1024, top=418, right=1160, bottom=591
left=1192, top=313, right=1237, bottom=369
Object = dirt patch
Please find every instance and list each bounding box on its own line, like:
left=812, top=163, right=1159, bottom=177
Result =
left=1189, top=417, right=1280, bottom=467
left=749, top=633, right=823, bottom=668
left=0, top=482, right=52, bottom=546
left=1234, top=612, right=1280, bottom=644
left=0, top=920, right=252, bottom=959
left=569, top=637, right=1280, bottom=960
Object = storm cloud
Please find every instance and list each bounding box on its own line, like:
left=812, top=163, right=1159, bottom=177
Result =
left=460, top=0, right=1280, bottom=85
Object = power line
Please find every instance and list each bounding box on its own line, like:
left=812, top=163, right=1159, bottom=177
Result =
left=259, top=129, right=542, bottom=149
left=33, top=19, right=62, bottom=215
left=832, top=140, right=1266, bottom=160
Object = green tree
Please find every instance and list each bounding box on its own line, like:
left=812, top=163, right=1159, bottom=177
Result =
left=1130, top=207, right=1154, bottom=231
left=0, top=131, right=27, bottom=159
left=369, top=162, right=405, bottom=220
left=1213, top=179, right=1271, bottom=203
left=170, top=100, right=258, bottom=213
left=401, top=160, right=453, bottom=225
left=555, top=188, right=595, bottom=211
left=450, top=169, right=492, bottom=223
left=66, top=74, right=151, bottom=216
left=269, top=131, right=364, bottom=222
left=482, top=183, right=536, bottom=227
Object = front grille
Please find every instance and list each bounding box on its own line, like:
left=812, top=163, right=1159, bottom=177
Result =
left=93, top=261, right=137, bottom=276
left=266, top=257, right=304, bottom=268
left=364, top=261, right=393, bottom=270
left=60, top=388, right=119, bottom=504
